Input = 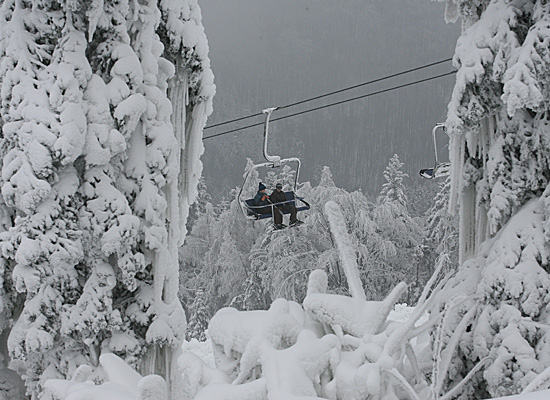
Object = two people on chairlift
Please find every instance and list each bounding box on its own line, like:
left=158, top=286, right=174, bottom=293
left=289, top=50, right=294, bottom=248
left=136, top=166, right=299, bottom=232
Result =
left=254, top=182, right=303, bottom=229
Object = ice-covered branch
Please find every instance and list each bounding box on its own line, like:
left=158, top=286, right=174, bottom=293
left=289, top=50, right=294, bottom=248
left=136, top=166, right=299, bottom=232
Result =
left=324, top=201, right=365, bottom=300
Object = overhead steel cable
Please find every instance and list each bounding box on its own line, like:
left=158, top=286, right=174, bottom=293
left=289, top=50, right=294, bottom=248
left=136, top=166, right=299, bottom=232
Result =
left=203, top=69, right=457, bottom=141
left=204, top=111, right=264, bottom=130
left=276, top=57, right=453, bottom=111
left=204, top=57, right=453, bottom=130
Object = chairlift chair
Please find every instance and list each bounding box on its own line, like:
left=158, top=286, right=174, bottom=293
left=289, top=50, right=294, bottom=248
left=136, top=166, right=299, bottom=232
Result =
left=238, top=108, right=310, bottom=223
left=419, top=123, right=451, bottom=179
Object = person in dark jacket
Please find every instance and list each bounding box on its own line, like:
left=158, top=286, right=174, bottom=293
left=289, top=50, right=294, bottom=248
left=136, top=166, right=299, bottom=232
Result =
left=253, top=182, right=270, bottom=207
left=253, top=182, right=277, bottom=221
left=270, top=182, right=303, bottom=227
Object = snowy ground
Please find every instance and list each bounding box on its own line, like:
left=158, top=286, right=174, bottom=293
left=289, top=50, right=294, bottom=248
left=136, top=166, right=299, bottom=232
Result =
left=182, top=337, right=216, bottom=369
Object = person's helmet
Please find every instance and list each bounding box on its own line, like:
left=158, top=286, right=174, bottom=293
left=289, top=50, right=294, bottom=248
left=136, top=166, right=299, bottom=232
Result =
left=276, top=183, right=283, bottom=189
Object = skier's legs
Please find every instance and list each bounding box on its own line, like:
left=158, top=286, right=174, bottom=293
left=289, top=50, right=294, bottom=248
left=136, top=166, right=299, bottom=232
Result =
left=280, top=204, right=298, bottom=223
left=273, top=206, right=283, bottom=225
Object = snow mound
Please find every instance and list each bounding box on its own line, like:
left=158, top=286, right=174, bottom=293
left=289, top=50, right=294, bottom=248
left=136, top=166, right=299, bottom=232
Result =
left=182, top=337, right=215, bottom=368
left=207, top=299, right=303, bottom=384
left=42, top=354, right=168, bottom=400
left=304, top=279, right=407, bottom=338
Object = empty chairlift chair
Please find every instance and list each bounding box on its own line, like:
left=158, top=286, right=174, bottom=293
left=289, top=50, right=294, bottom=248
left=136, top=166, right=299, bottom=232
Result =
left=419, top=123, right=451, bottom=180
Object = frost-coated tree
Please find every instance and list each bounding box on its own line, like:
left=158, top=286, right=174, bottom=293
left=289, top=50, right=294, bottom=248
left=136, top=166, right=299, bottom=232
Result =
left=372, top=155, right=423, bottom=300
left=185, top=289, right=209, bottom=342
left=0, top=0, right=214, bottom=397
left=378, top=153, right=408, bottom=207
left=187, top=177, right=212, bottom=233
left=179, top=201, right=217, bottom=307
left=180, top=195, right=262, bottom=314
left=432, top=0, right=550, bottom=397
left=236, top=264, right=271, bottom=311
left=263, top=164, right=296, bottom=191
left=424, top=178, right=458, bottom=275
left=249, top=228, right=319, bottom=304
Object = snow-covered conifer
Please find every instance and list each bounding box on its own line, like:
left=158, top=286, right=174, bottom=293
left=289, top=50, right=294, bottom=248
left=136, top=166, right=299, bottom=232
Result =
left=378, top=153, right=408, bottom=207
left=361, top=155, right=424, bottom=300
left=187, top=177, right=212, bottom=232
left=0, top=5, right=90, bottom=394
left=432, top=1, right=550, bottom=397
left=0, top=0, right=214, bottom=396
left=185, top=289, right=210, bottom=342
left=318, top=165, right=337, bottom=188
left=239, top=265, right=271, bottom=311
left=424, top=177, right=458, bottom=275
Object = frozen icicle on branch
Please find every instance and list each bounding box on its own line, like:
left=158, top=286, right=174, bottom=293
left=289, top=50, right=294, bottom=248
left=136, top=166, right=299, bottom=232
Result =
left=324, top=200, right=365, bottom=300
left=521, top=365, right=550, bottom=394
left=304, top=270, right=407, bottom=340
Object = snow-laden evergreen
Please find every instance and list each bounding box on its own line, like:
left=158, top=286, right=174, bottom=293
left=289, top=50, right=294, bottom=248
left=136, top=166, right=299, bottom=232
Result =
left=378, top=154, right=408, bottom=208
left=424, top=178, right=459, bottom=275
left=0, top=0, right=214, bottom=397
left=374, top=155, right=424, bottom=301
left=433, top=0, right=550, bottom=397
left=185, top=289, right=210, bottom=342
left=187, top=177, right=212, bottom=233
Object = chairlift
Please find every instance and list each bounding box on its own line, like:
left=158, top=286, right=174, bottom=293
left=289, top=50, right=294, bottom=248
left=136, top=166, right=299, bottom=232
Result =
left=238, top=107, right=310, bottom=223
left=419, top=123, right=451, bottom=179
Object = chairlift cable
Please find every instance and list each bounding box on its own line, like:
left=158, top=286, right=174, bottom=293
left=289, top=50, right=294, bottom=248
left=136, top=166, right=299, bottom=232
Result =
left=204, top=69, right=457, bottom=141
left=277, top=57, right=454, bottom=111
left=204, top=57, right=453, bottom=130
left=204, top=111, right=264, bottom=130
